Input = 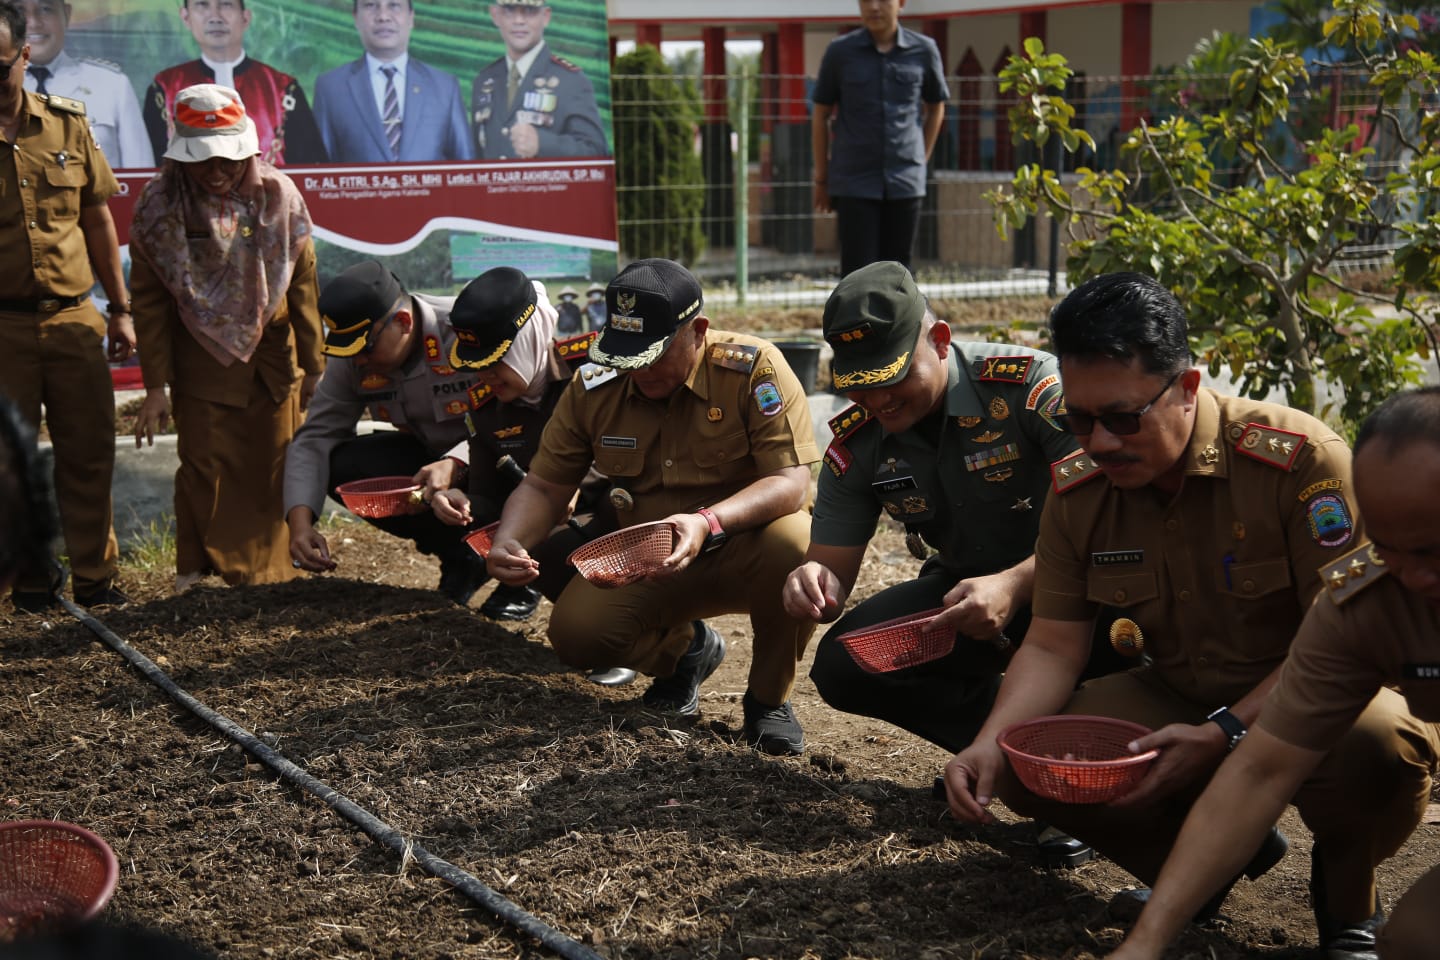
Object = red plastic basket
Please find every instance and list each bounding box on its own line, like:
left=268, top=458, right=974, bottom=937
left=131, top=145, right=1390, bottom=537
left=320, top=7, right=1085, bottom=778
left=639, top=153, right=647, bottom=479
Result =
left=335, top=476, right=426, bottom=519
left=0, top=820, right=119, bottom=942
left=998, top=715, right=1158, bottom=804
left=566, top=521, right=676, bottom=588
left=835, top=607, right=953, bottom=674
left=464, top=521, right=501, bottom=560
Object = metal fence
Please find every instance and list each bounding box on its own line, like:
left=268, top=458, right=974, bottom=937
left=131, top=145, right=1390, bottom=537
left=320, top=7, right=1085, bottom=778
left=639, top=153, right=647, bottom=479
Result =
left=612, top=67, right=1397, bottom=308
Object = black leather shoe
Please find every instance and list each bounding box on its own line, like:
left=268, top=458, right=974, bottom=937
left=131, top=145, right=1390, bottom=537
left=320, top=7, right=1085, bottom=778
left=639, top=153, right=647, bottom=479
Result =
left=1037, top=824, right=1094, bottom=868
left=74, top=582, right=132, bottom=609
left=586, top=667, right=637, bottom=687
left=437, top=550, right=488, bottom=607
left=1312, top=845, right=1383, bottom=959
left=480, top=583, right=541, bottom=621
left=642, top=620, right=725, bottom=716
left=10, top=589, right=58, bottom=613
left=742, top=690, right=804, bottom=755
left=1109, top=825, right=1288, bottom=923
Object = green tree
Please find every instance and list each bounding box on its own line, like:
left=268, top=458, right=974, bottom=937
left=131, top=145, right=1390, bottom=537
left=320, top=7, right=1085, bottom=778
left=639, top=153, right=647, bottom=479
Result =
left=988, top=0, right=1440, bottom=429
left=612, top=45, right=706, bottom=266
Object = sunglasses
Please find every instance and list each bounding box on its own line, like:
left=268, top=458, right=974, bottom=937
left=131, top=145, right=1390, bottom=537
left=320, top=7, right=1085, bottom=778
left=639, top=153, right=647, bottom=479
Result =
left=0, top=49, right=22, bottom=83
left=1053, top=373, right=1180, bottom=436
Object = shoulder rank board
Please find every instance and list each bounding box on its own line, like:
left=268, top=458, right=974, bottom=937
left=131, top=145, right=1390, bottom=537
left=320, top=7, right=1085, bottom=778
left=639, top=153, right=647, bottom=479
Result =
left=1234, top=422, right=1306, bottom=471
left=974, top=355, right=1033, bottom=384
left=40, top=94, right=86, bottom=116
left=467, top=382, right=494, bottom=411
left=709, top=342, right=758, bottom=374
left=580, top=362, right=619, bottom=390
left=555, top=330, right=597, bottom=362
left=828, top=404, right=873, bottom=444
left=1321, top=542, right=1388, bottom=605
left=1050, top=451, right=1103, bottom=494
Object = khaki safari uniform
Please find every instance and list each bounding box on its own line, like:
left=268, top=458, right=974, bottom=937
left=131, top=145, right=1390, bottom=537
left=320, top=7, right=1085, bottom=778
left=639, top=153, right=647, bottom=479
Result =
left=1260, top=545, right=1440, bottom=935
left=0, top=90, right=120, bottom=594
left=1006, top=389, right=1430, bottom=911
left=131, top=241, right=324, bottom=585
left=529, top=329, right=819, bottom=704
left=283, top=294, right=474, bottom=520
left=808, top=344, right=1084, bottom=751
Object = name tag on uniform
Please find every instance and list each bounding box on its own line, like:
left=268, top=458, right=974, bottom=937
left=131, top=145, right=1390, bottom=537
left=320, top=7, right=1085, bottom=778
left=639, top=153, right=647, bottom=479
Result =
left=1402, top=663, right=1440, bottom=680
left=600, top=436, right=637, bottom=449
left=1092, top=550, right=1144, bottom=565
left=871, top=476, right=917, bottom=495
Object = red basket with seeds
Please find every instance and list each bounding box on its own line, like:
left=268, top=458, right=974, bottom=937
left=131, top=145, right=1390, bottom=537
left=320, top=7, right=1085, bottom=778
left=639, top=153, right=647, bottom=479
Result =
left=464, top=521, right=501, bottom=560
left=835, top=607, right=954, bottom=674
left=0, top=820, right=119, bottom=943
left=566, top=521, right=677, bottom=588
left=998, top=715, right=1158, bottom=804
left=334, top=476, right=427, bottom=519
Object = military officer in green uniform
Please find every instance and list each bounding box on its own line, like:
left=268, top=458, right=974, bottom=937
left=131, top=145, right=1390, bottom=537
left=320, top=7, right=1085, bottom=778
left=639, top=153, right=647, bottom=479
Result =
left=943, top=273, right=1434, bottom=956
left=486, top=258, right=818, bottom=754
left=783, top=261, right=1120, bottom=754
left=1105, top=387, right=1440, bottom=960
left=472, top=0, right=607, bottom=160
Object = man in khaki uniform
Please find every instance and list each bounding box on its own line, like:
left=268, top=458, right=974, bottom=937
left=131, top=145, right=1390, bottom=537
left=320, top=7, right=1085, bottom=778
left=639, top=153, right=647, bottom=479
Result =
left=0, top=0, right=133, bottom=610
left=487, top=258, right=820, bottom=755
left=1105, top=387, right=1440, bottom=960
left=943, top=273, right=1433, bottom=958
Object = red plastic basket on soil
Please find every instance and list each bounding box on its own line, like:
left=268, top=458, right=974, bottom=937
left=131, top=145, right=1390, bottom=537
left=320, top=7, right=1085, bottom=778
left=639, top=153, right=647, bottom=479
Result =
left=0, top=820, right=119, bottom=942
left=835, top=607, right=953, bottom=674
left=998, top=715, right=1158, bottom=804
left=566, top=521, right=676, bottom=588
left=464, top=521, right=501, bottom=560
left=335, top=476, right=426, bottom=519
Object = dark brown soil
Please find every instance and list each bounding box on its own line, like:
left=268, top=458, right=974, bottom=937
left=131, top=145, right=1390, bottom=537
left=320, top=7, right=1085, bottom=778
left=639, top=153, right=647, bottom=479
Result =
left=2, top=518, right=1436, bottom=960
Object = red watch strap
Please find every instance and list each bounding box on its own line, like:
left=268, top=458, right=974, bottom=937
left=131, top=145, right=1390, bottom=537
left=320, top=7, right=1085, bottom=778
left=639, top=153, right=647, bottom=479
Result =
left=697, top=507, right=723, bottom=536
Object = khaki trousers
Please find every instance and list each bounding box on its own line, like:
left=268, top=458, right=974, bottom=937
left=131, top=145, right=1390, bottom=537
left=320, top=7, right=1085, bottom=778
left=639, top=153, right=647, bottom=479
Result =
left=0, top=302, right=118, bottom=593
left=547, top=510, right=815, bottom=705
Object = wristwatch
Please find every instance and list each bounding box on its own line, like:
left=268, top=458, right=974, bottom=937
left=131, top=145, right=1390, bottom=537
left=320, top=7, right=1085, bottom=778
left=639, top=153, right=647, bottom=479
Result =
left=1206, top=706, right=1248, bottom=752
left=696, top=507, right=726, bottom=553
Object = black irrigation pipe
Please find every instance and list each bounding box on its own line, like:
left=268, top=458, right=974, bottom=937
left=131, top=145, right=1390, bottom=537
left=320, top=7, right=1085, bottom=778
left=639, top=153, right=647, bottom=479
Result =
left=56, top=592, right=603, bottom=960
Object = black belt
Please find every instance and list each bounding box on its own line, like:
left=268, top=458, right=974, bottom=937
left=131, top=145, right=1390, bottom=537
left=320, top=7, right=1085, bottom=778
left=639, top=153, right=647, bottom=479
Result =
left=0, top=295, right=85, bottom=313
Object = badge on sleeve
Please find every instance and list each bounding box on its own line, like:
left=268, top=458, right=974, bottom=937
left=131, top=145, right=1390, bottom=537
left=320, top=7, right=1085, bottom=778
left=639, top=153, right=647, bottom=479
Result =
left=1306, top=493, right=1354, bottom=548
left=754, top=381, right=783, bottom=416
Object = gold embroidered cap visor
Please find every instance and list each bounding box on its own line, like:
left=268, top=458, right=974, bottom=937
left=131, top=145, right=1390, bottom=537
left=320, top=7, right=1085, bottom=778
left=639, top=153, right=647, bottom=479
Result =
left=590, top=258, right=704, bottom=370
left=822, top=260, right=925, bottom=391
left=448, top=266, right=538, bottom=369
left=319, top=260, right=406, bottom=358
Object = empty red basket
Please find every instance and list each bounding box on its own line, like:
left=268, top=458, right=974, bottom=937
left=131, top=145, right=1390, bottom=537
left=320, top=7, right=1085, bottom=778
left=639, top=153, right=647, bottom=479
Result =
left=835, top=607, right=953, bottom=674
left=998, top=715, right=1158, bottom=804
left=0, top=820, right=119, bottom=942
left=567, top=522, right=676, bottom=588
left=464, top=521, right=501, bottom=560
left=335, top=476, right=427, bottom=519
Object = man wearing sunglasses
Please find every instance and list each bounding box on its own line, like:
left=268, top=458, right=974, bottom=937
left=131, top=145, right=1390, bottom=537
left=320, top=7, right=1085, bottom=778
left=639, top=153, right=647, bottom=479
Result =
left=283, top=260, right=554, bottom=612
left=0, top=0, right=134, bottom=612
left=941, top=273, right=1431, bottom=958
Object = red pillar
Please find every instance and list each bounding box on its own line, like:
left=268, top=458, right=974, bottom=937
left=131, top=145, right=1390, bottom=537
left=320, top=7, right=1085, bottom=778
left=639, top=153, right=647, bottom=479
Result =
left=1019, top=10, right=1046, bottom=47
left=1120, top=2, right=1152, bottom=132
left=777, top=21, right=806, bottom=122
left=703, top=26, right=726, bottom=122
left=923, top=19, right=948, bottom=69
left=635, top=22, right=662, bottom=51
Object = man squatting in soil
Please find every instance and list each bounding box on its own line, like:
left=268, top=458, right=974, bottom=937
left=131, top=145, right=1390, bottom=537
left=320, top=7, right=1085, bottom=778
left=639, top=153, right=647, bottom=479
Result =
left=782, top=260, right=1131, bottom=866
left=485, top=258, right=820, bottom=755
left=942, top=272, right=1438, bottom=960
left=283, top=261, right=551, bottom=619
left=1102, top=386, right=1440, bottom=957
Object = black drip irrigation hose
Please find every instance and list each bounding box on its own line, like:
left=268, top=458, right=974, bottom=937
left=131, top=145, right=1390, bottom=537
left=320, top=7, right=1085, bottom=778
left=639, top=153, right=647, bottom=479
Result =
left=55, top=591, right=603, bottom=960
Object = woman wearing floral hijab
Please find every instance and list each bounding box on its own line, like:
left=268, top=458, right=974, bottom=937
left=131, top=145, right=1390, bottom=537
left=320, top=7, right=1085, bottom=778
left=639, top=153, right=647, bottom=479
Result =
left=131, top=84, right=323, bottom=590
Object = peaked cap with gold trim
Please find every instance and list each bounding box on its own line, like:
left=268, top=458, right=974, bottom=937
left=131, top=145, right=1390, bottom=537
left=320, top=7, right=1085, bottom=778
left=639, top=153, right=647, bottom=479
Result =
left=822, top=261, right=925, bottom=392
left=448, top=266, right=538, bottom=370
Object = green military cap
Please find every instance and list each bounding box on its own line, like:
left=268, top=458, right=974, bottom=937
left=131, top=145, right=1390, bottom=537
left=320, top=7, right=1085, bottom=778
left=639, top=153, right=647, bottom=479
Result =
left=822, top=260, right=926, bottom=391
